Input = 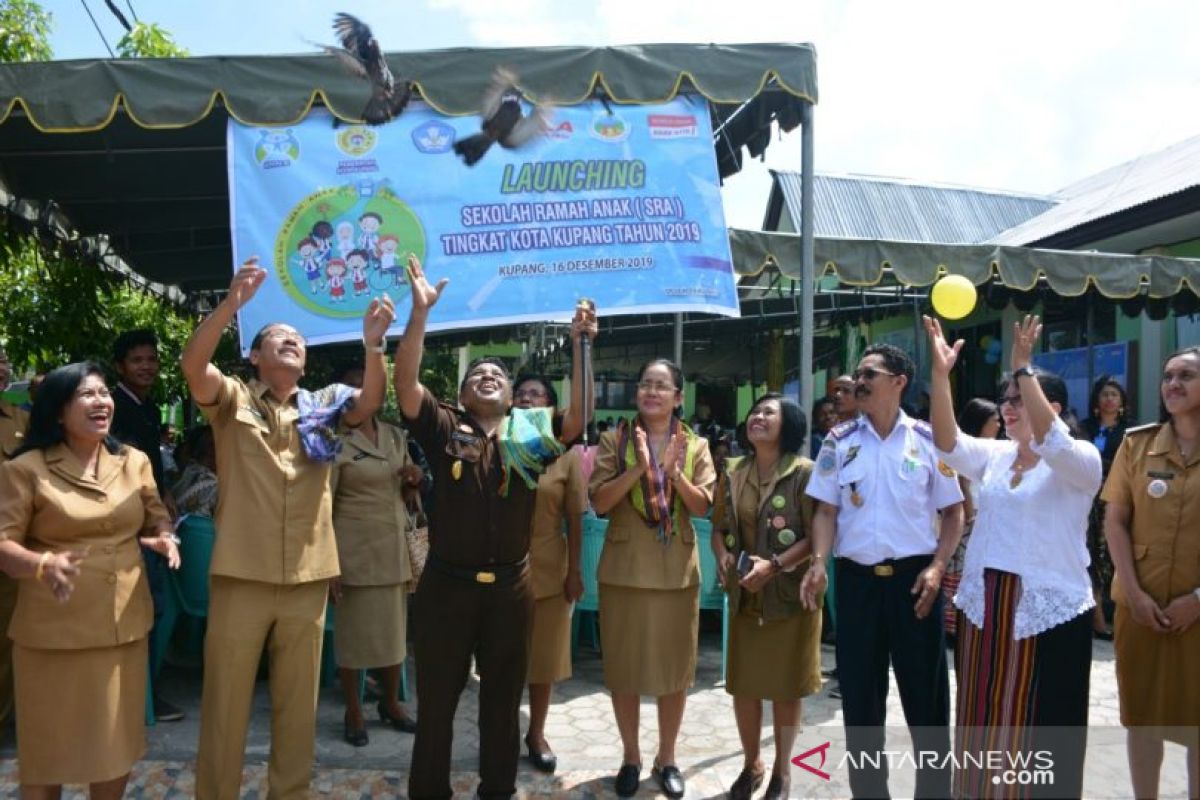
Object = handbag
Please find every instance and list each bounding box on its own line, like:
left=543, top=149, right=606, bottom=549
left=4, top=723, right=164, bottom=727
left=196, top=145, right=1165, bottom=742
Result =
left=404, top=494, right=429, bottom=591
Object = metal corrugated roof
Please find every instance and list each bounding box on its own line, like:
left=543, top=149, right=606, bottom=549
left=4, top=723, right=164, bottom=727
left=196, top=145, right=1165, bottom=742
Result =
left=770, top=171, right=1056, bottom=244
left=990, top=134, right=1200, bottom=246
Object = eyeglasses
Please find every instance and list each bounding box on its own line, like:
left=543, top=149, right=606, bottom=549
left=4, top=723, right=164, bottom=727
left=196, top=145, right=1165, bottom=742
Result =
left=637, top=381, right=677, bottom=394
left=513, top=387, right=548, bottom=401
left=997, top=394, right=1024, bottom=409
left=851, top=367, right=896, bottom=381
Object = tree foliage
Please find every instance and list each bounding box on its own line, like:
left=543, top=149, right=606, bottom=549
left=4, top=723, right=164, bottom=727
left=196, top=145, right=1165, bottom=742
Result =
left=116, top=21, right=188, bottom=58
left=0, top=0, right=52, bottom=62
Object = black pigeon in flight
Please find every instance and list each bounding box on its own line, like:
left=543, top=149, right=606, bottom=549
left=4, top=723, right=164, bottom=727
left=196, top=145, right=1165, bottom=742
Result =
left=453, top=68, right=551, bottom=166
left=320, top=13, right=412, bottom=125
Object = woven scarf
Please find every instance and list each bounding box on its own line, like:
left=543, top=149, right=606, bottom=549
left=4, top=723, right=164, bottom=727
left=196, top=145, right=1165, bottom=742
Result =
left=616, top=416, right=696, bottom=542
left=497, top=406, right=565, bottom=496
left=295, top=383, right=357, bottom=462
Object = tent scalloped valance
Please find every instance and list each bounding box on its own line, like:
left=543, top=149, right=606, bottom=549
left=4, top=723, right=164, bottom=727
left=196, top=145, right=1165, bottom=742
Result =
left=0, top=43, right=817, bottom=133
left=728, top=229, right=1200, bottom=299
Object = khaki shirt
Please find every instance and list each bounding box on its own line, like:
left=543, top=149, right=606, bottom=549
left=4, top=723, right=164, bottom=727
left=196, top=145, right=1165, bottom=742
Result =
left=330, top=422, right=413, bottom=587
left=1101, top=422, right=1200, bottom=607
left=529, top=450, right=586, bottom=599
left=589, top=429, right=716, bottom=591
left=199, top=376, right=339, bottom=584
left=0, top=444, right=167, bottom=649
left=0, top=399, right=28, bottom=461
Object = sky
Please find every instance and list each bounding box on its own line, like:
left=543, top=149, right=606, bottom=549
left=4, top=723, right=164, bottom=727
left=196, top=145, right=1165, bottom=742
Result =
left=40, top=0, right=1200, bottom=230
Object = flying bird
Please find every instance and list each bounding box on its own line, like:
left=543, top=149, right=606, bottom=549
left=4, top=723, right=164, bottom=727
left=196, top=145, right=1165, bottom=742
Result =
left=319, top=13, right=412, bottom=126
left=453, top=68, right=551, bottom=166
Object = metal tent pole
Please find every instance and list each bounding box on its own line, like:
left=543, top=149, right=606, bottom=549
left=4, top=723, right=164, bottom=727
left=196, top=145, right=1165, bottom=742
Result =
left=799, top=101, right=815, bottom=445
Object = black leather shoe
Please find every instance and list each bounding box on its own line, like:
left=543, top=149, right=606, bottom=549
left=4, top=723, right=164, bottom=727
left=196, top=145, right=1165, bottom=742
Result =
left=653, top=763, right=685, bottom=799
left=729, top=766, right=765, bottom=800
left=525, top=736, right=558, bottom=773
left=763, top=772, right=789, bottom=800
left=615, top=763, right=641, bottom=797
left=377, top=701, right=418, bottom=733
left=343, top=716, right=369, bottom=747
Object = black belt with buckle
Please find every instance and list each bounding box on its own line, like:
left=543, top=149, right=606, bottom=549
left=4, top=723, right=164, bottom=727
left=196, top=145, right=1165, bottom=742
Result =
left=838, top=554, right=931, bottom=578
left=427, top=554, right=529, bottom=586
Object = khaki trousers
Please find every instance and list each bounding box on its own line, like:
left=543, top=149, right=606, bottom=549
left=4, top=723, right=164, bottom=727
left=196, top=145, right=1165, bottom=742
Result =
left=196, top=576, right=328, bottom=800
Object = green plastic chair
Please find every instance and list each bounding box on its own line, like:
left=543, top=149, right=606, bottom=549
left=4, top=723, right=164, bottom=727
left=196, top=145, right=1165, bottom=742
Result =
left=152, top=515, right=215, bottom=679
left=570, top=514, right=606, bottom=652
left=692, top=517, right=729, bottom=681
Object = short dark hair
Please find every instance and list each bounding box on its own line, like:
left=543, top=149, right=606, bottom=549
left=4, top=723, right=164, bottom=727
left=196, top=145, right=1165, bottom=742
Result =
left=112, top=329, right=158, bottom=363
left=746, top=392, right=808, bottom=456
left=513, top=374, right=559, bottom=407
left=1087, top=374, right=1128, bottom=423
left=16, top=362, right=122, bottom=457
left=1000, top=368, right=1084, bottom=438
left=861, top=343, right=914, bottom=386
left=459, top=357, right=511, bottom=393
left=957, top=397, right=998, bottom=437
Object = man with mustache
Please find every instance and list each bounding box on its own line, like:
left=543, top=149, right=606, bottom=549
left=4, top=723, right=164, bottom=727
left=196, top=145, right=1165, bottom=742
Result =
left=182, top=257, right=395, bottom=799
left=800, top=344, right=964, bottom=799
left=393, top=254, right=596, bottom=800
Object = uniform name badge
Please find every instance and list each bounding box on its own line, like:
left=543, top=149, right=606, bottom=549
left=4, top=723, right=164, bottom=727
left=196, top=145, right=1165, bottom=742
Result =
left=1147, top=478, right=1168, bottom=499
left=850, top=481, right=864, bottom=507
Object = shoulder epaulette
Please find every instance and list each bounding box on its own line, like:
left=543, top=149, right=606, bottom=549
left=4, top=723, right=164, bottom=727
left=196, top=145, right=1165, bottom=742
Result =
left=1124, top=422, right=1162, bottom=435
left=912, top=419, right=933, bottom=440
left=827, top=419, right=859, bottom=441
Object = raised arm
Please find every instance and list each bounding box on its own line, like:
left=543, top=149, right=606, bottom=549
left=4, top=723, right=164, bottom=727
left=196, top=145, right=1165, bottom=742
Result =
left=560, top=301, right=598, bottom=445
left=343, top=294, right=396, bottom=427
left=1010, top=315, right=1055, bottom=444
left=182, top=258, right=266, bottom=405
left=923, top=315, right=964, bottom=453
left=392, top=254, right=448, bottom=420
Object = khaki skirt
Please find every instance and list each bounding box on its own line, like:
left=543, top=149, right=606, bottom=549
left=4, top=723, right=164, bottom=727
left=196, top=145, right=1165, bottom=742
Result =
left=335, top=583, right=408, bottom=670
left=14, top=638, right=147, bottom=785
left=528, top=593, right=572, bottom=684
left=599, top=583, right=698, bottom=696
left=726, top=606, right=822, bottom=701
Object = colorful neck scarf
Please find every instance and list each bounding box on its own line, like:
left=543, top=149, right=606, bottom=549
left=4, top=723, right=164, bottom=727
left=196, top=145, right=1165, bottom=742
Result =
left=498, top=406, right=565, bottom=496
left=616, top=416, right=696, bottom=542
left=295, top=383, right=358, bottom=462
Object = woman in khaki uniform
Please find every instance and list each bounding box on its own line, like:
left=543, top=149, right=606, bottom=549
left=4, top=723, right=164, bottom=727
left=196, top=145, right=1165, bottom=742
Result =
left=512, top=375, right=586, bottom=773
left=590, top=358, right=715, bottom=800
left=1103, top=345, right=1200, bottom=799
left=0, top=363, right=178, bottom=798
left=330, top=413, right=420, bottom=746
left=711, top=394, right=821, bottom=800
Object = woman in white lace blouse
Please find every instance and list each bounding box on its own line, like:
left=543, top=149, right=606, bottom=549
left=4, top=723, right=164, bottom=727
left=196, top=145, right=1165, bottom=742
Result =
left=925, top=314, right=1101, bottom=799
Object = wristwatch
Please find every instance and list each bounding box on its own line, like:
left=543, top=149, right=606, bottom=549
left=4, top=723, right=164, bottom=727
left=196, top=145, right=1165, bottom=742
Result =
left=770, top=553, right=793, bottom=573
left=1012, top=366, right=1034, bottom=381
left=363, top=338, right=386, bottom=354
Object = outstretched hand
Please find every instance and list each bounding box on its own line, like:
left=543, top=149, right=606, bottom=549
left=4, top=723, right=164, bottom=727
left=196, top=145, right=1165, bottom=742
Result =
left=407, top=254, right=448, bottom=313
left=922, top=315, right=964, bottom=376
left=362, top=293, right=397, bottom=343
left=1011, top=314, right=1042, bottom=372
left=227, top=257, right=268, bottom=310
left=570, top=300, right=598, bottom=344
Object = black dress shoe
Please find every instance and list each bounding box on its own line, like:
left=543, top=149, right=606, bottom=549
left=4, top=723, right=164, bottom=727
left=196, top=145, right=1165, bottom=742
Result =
left=343, top=717, right=369, bottom=747
left=653, top=763, right=685, bottom=799
left=377, top=701, right=418, bottom=733
left=729, top=766, right=765, bottom=800
left=525, top=736, right=558, bottom=773
left=614, top=763, right=641, bottom=797
left=763, top=772, right=789, bottom=800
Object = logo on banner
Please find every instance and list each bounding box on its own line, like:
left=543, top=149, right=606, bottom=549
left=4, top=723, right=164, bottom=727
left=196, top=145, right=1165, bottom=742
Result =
left=336, top=126, right=378, bottom=157
left=590, top=111, right=630, bottom=143
left=272, top=185, right=426, bottom=319
left=412, top=121, right=456, bottom=154
left=548, top=120, right=574, bottom=140
left=254, top=130, right=300, bottom=169
left=649, top=114, right=698, bottom=139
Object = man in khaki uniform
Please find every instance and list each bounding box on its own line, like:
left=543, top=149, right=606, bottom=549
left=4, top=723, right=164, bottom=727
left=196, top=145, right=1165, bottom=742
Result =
left=0, top=344, right=28, bottom=729
left=182, top=258, right=394, bottom=799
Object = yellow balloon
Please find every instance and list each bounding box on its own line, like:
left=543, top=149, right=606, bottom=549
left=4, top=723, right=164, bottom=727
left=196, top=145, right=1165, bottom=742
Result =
left=930, top=275, right=977, bottom=320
